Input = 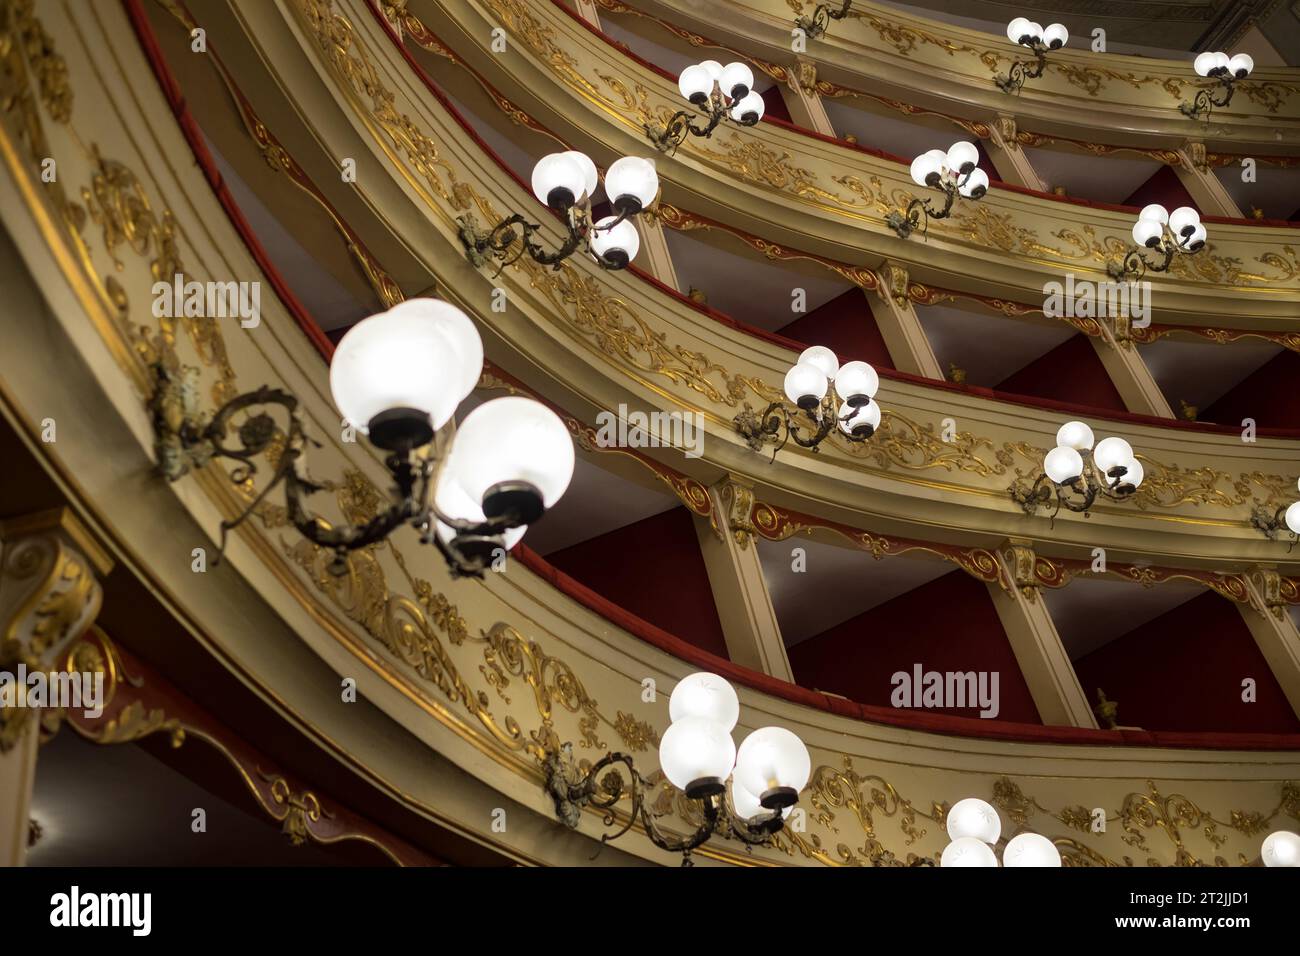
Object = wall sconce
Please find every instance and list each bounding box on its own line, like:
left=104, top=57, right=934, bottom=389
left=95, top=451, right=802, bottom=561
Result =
left=1107, top=204, right=1207, bottom=280
left=995, top=18, right=1068, bottom=94
left=647, top=61, right=764, bottom=154
left=941, top=797, right=1062, bottom=867
left=734, top=346, right=882, bottom=458
left=150, top=299, right=574, bottom=577
left=887, top=141, right=988, bottom=239
left=544, top=673, right=810, bottom=866
left=1180, top=52, right=1254, bottom=120
left=1010, top=420, right=1144, bottom=518
left=1251, top=479, right=1300, bottom=550
left=459, top=151, right=658, bottom=273
left=794, top=1, right=852, bottom=41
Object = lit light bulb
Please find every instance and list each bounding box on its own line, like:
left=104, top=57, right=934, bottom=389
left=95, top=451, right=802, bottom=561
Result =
left=669, top=673, right=740, bottom=731
left=1003, top=832, right=1062, bottom=867
left=941, top=836, right=998, bottom=867
left=1055, top=420, right=1095, bottom=451
left=1044, top=446, right=1084, bottom=484
left=946, top=797, right=1002, bottom=843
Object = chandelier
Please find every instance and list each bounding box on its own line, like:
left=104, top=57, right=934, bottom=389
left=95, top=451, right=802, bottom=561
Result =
left=544, top=673, right=810, bottom=865
left=646, top=60, right=765, bottom=153
left=459, top=151, right=658, bottom=272
left=1251, top=479, right=1300, bottom=549
left=734, top=346, right=882, bottom=457
left=793, top=0, right=853, bottom=41
left=1108, top=204, right=1207, bottom=280
left=1010, top=420, right=1144, bottom=518
left=1181, top=51, right=1254, bottom=119
left=941, top=797, right=1061, bottom=866
left=150, top=299, right=574, bottom=577
left=887, top=141, right=988, bottom=239
left=995, top=18, right=1068, bottom=94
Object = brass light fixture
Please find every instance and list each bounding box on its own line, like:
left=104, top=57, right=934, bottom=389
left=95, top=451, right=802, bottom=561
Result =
left=1010, top=420, right=1144, bottom=519
left=1180, top=51, right=1254, bottom=120
left=1107, top=204, right=1208, bottom=280
left=647, top=61, right=764, bottom=154
left=459, top=151, right=658, bottom=273
left=734, top=346, right=883, bottom=458
left=793, top=0, right=853, bottom=41
left=544, top=673, right=810, bottom=866
left=1251, top=480, right=1300, bottom=549
left=149, top=299, right=574, bottom=578
left=887, top=141, right=988, bottom=239
left=995, top=19, right=1069, bottom=94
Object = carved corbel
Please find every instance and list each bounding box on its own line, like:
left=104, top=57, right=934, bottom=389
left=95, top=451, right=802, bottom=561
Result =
left=992, top=114, right=1020, bottom=152
left=0, top=509, right=114, bottom=751
left=1000, top=538, right=1039, bottom=601
left=1183, top=140, right=1209, bottom=173
left=717, top=477, right=757, bottom=550
left=880, top=261, right=909, bottom=307
left=1248, top=566, right=1286, bottom=620
left=791, top=58, right=818, bottom=96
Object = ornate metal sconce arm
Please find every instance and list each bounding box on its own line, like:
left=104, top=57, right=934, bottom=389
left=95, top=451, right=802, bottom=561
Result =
left=795, top=0, right=852, bottom=40
left=733, top=395, right=874, bottom=460
left=148, top=363, right=524, bottom=578
left=1107, top=240, right=1179, bottom=281
left=647, top=106, right=726, bottom=153
left=543, top=744, right=784, bottom=865
left=1251, top=504, right=1298, bottom=551
left=887, top=178, right=962, bottom=239
left=1180, top=78, right=1236, bottom=120
left=995, top=45, right=1047, bottom=94
left=1009, top=463, right=1137, bottom=521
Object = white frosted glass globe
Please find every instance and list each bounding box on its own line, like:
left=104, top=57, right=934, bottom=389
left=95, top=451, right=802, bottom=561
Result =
left=910, top=152, right=943, bottom=187
left=1184, top=222, right=1207, bottom=251
left=1211, top=51, right=1231, bottom=72
left=946, top=141, right=980, bottom=175
left=1043, top=23, right=1068, bottom=48
left=731, top=778, right=792, bottom=820
left=1026, top=21, right=1044, bottom=42
left=669, top=673, right=740, bottom=731
left=1044, top=446, right=1084, bottom=484
left=562, top=150, right=599, bottom=202
left=1228, top=53, right=1254, bottom=78
left=941, top=837, right=999, bottom=867
left=730, top=90, right=765, bottom=123
left=719, top=61, right=754, bottom=100
left=699, top=60, right=723, bottom=81
left=1006, top=17, right=1032, bottom=43
left=838, top=399, right=880, bottom=435
left=1132, top=218, right=1164, bottom=248
left=1138, top=203, right=1169, bottom=224
left=1116, top=456, right=1144, bottom=489
left=797, top=345, right=839, bottom=380
left=734, top=727, right=811, bottom=798
left=1262, top=829, right=1300, bottom=867
left=604, top=156, right=658, bottom=210
left=658, top=717, right=736, bottom=793
left=784, top=362, right=828, bottom=406
left=1193, top=51, right=1217, bottom=76
left=678, top=63, right=714, bottom=103
left=1093, top=436, right=1134, bottom=475
left=384, top=298, right=483, bottom=403
left=530, top=152, right=585, bottom=209
left=1056, top=420, right=1095, bottom=451
left=1003, top=832, right=1062, bottom=867
left=1168, top=205, right=1201, bottom=238
left=834, top=360, right=879, bottom=404
left=434, top=470, right=526, bottom=550
left=1285, top=502, right=1300, bottom=535
left=590, top=216, right=640, bottom=266
left=946, top=797, right=1002, bottom=844
left=330, top=306, right=460, bottom=435
left=959, top=168, right=989, bottom=199
left=449, top=397, right=575, bottom=510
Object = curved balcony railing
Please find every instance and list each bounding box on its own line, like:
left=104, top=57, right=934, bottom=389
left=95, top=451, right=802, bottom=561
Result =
left=3, top=0, right=1298, bottom=867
